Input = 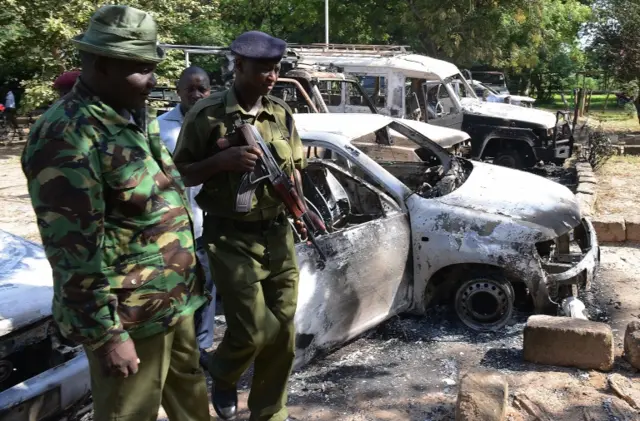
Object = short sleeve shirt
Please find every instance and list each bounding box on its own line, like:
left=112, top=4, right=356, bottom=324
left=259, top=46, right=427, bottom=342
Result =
left=173, top=88, right=306, bottom=222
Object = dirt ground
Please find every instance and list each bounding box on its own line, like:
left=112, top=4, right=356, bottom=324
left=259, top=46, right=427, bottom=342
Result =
left=2, top=144, right=640, bottom=421
left=595, top=155, right=640, bottom=219
left=0, top=145, right=40, bottom=242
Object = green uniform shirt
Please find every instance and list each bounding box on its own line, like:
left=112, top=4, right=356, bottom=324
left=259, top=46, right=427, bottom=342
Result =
left=173, top=88, right=306, bottom=222
left=21, top=81, right=206, bottom=352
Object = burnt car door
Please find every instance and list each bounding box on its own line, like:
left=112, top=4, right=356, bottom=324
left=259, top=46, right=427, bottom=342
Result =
left=292, top=149, right=412, bottom=369
left=422, top=81, right=464, bottom=130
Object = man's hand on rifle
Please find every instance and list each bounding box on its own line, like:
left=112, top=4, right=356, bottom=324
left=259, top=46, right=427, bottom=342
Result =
left=216, top=137, right=262, bottom=173
left=293, top=218, right=308, bottom=241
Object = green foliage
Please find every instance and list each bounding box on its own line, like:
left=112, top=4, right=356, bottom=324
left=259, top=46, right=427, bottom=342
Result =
left=587, top=0, right=640, bottom=85
left=1, top=0, right=220, bottom=112
left=20, top=79, right=57, bottom=113
left=1, top=0, right=593, bottom=111
left=580, top=130, right=615, bottom=171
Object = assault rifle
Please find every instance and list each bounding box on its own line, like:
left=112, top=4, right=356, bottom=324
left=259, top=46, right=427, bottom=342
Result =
left=221, top=122, right=328, bottom=261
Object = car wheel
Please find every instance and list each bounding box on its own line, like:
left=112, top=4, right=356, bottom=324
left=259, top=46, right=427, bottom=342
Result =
left=454, top=271, right=515, bottom=332
left=493, top=150, right=523, bottom=169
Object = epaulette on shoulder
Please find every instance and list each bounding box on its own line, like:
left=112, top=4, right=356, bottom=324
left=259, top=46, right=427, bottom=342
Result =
left=188, top=90, right=226, bottom=117
left=267, top=95, right=294, bottom=115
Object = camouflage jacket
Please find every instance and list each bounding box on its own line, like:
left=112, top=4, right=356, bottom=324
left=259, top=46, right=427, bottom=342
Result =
left=21, top=80, right=206, bottom=353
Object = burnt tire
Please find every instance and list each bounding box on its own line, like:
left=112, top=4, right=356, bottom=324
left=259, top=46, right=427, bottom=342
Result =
left=454, top=272, right=515, bottom=332
left=493, top=150, right=523, bottom=169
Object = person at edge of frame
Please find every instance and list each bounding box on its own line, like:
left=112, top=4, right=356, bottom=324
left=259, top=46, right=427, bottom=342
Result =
left=156, top=65, right=217, bottom=370
left=172, top=30, right=308, bottom=421
left=20, top=5, right=212, bottom=421
left=3, top=86, right=21, bottom=139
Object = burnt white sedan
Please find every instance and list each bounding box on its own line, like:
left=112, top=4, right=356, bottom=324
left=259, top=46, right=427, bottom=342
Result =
left=291, top=113, right=599, bottom=368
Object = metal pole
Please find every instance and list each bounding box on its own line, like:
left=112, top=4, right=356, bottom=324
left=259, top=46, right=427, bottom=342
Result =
left=325, top=0, right=329, bottom=45
left=185, top=51, right=190, bottom=68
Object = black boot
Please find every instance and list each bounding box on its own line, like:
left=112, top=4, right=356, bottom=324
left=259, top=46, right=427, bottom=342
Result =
left=212, top=385, right=238, bottom=420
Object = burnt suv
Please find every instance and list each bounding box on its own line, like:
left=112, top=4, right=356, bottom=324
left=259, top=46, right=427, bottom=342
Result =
left=289, top=44, right=574, bottom=170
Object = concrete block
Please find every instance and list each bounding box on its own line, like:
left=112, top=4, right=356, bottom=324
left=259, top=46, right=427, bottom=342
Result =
left=523, top=315, right=614, bottom=371
left=578, top=175, right=597, bottom=184
left=576, top=168, right=594, bottom=178
left=624, top=321, right=640, bottom=370
left=456, top=371, right=508, bottom=421
left=592, top=215, right=626, bottom=242
left=576, top=183, right=596, bottom=195
left=626, top=217, right=640, bottom=242
left=575, top=162, right=592, bottom=172
left=576, top=194, right=596, bottom=217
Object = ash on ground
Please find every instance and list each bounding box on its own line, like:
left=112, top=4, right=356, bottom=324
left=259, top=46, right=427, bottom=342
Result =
left=526, top=163, right=578, bottom=193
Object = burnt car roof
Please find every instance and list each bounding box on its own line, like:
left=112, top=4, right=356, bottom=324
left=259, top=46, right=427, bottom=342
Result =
left=284, top=67, right=360, bottom=83
left=0, top=230, right=53, bottom=336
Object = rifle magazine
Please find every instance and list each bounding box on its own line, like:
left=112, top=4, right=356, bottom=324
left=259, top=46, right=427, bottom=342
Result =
left=235, top=173, right=260, bottom=213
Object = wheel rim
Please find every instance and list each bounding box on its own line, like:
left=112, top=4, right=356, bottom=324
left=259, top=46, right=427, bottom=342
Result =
left=455, top=278, right=515, bottom=332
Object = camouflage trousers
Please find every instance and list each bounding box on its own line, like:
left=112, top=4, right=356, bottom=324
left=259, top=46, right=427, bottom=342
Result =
left=85, top=314, right=211, bottom=421
left=204, top=214, right=299, bottom=421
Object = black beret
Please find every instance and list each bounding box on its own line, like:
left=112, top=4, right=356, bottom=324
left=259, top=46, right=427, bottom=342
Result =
left=230, top=31, right=287, bottom=61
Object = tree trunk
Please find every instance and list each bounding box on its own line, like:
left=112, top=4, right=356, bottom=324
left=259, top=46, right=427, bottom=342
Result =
left=603, top=74, right=610, bottom=113
left=635, top=78, right=640, bottom=125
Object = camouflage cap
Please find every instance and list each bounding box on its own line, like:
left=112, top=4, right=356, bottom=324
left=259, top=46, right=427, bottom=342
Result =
left=72, top=5, right=165, bottom=63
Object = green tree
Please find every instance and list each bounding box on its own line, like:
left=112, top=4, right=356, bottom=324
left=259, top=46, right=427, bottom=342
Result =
left=587, top=0, right=640, bottom=120
left=1, top=0, right=221, bottom=112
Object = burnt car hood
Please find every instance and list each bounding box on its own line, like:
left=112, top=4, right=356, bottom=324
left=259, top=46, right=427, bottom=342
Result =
left=433, top=161, right=581, bottom=237
left=460, top=97, right=556, bottom=128
left=0, top=230, right=53, bottom=336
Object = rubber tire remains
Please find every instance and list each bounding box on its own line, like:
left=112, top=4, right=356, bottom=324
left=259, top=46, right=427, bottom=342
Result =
left=454, top=271, right=515, bottom=332
left=493, top=150, right=523, bottom=169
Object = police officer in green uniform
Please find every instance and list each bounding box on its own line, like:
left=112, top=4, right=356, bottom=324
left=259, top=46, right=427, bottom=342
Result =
left=173, top=31, right=305, bottom=421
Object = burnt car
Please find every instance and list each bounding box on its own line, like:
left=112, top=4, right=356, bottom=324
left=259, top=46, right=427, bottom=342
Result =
left=291, top=112, right=599, bottom=368
left=0, top=230, right=90, bottom=420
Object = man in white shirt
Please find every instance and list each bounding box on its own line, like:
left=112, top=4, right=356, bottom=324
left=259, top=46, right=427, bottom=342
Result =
left=156, top=66, right=215, bottom=368
left=4, top=89, right=21, bottom=138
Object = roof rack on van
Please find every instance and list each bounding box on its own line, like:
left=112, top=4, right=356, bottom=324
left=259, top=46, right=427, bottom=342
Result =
left=158, top=44, right=230, bottom=54
left=287, top=44, right=412, bottom=57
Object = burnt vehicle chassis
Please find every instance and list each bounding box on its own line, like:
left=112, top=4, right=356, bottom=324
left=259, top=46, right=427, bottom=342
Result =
left=273, top=64, right=379, bottom=115
left=463, top=110, right=575, bottom=169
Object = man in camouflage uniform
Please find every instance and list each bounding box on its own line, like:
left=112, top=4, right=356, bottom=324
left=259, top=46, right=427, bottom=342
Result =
left=21, top=5, right=211, bottom=421
left=173, top=31, right=305, bottom=421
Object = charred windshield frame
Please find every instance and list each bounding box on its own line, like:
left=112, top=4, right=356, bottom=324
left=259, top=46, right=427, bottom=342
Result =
left=445, top=74, right=479, bottom=101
